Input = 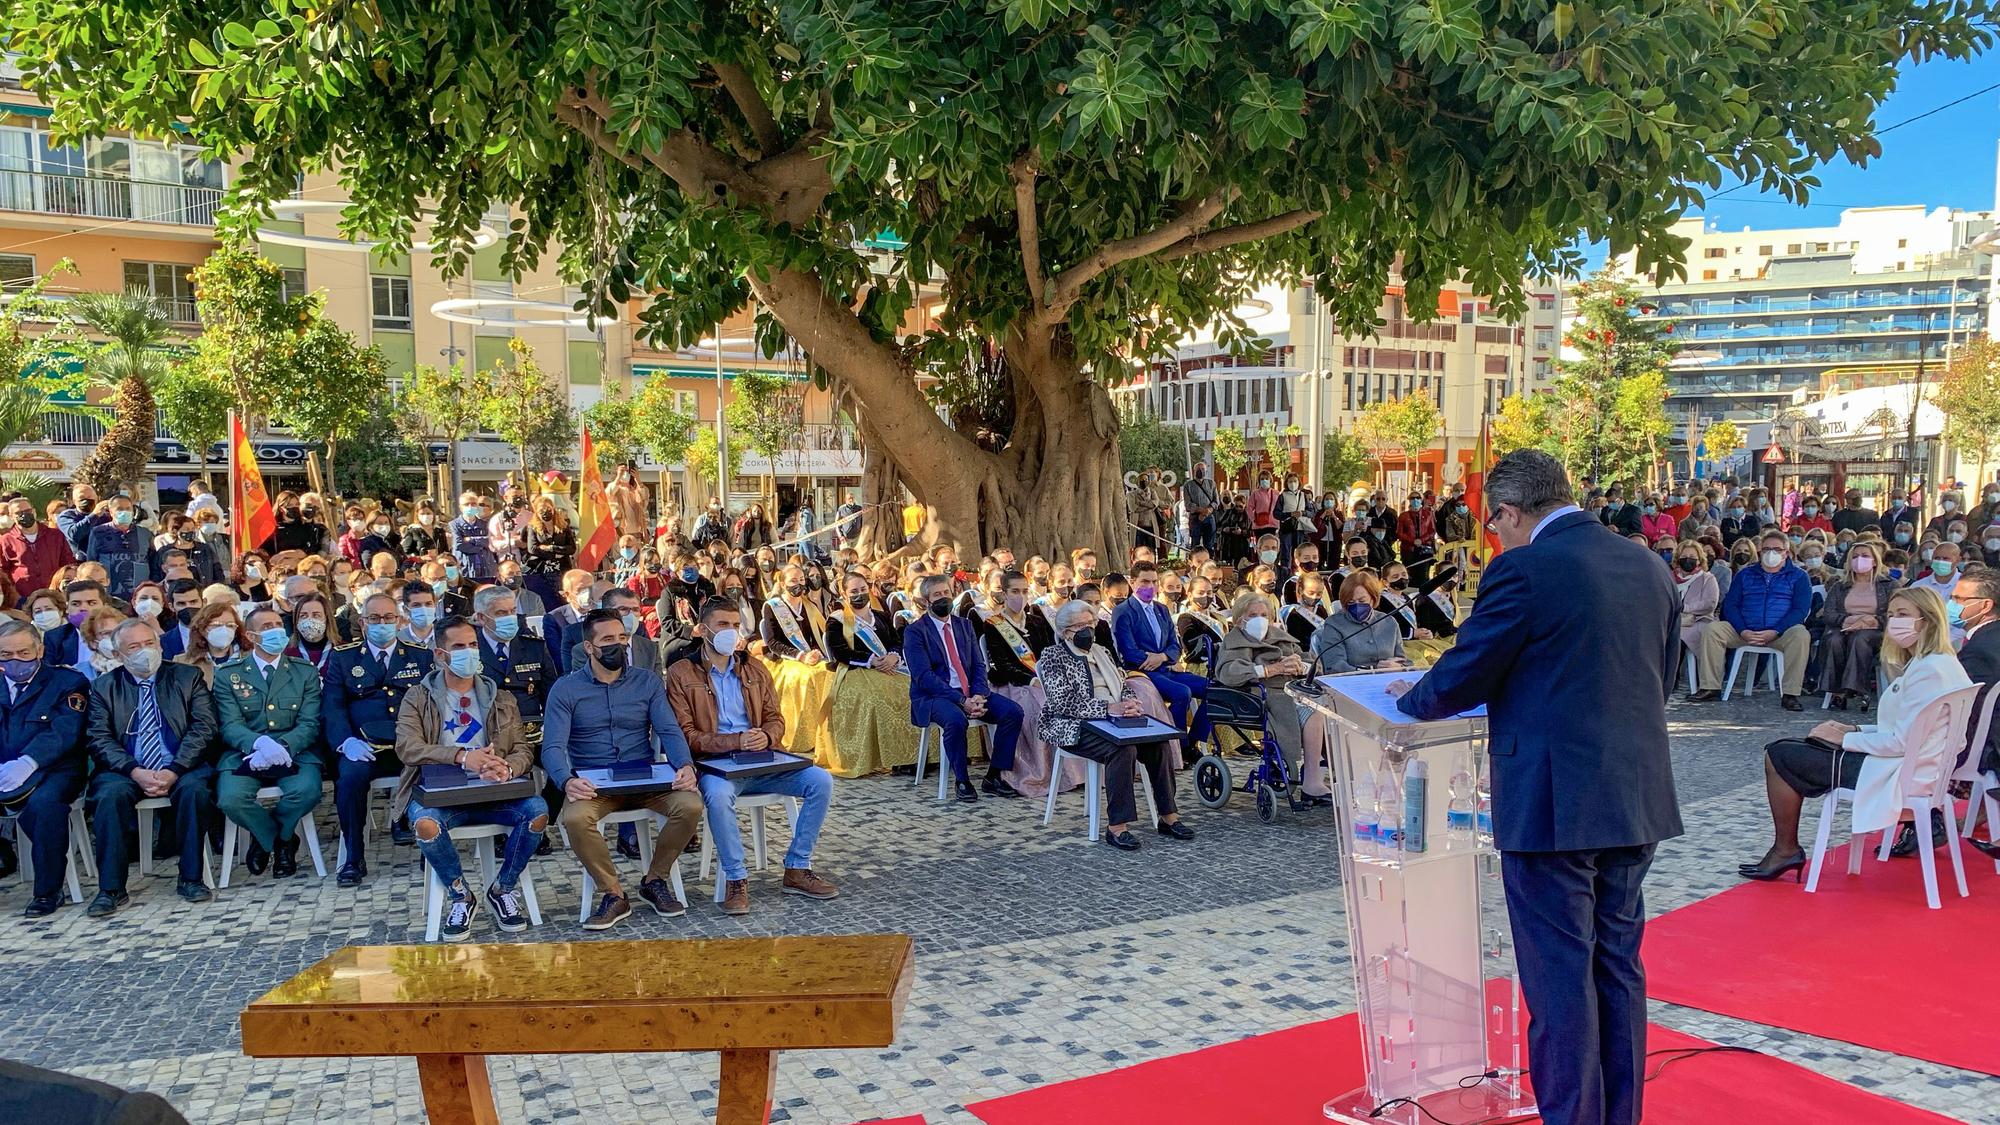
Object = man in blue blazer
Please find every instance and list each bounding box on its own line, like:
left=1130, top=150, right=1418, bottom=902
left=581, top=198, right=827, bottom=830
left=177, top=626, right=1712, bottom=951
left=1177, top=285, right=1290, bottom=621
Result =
left=903, top=574, right=1022, bottom=802
left=1112, top=561, right=1211, bottom=745
left=1390, top=451, right=1683, bottom=1125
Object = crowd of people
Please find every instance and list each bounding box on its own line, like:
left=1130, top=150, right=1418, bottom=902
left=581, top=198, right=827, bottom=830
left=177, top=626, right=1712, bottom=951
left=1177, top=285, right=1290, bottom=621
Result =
left=1, top=463, right=1997, bottom=937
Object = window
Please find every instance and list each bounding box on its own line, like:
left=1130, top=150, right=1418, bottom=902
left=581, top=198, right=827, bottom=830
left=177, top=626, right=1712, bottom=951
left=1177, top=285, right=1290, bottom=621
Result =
left=371, top=275, right=412, bottom=329
left=1897, top=238, right=1908, bottom=249
left=1704, top=247, right=1727, bottom=259
left=123, top=260, right=195, bottom=321
left=1758, top=245, right=1772, bottom=255
left=1786, top=243, right=1802, bottom=254
left=279, top=268, right=306, bottom=305
left=1701, top=269, right=1718, bottom=281
left=0, top=253, right=32, bottom=289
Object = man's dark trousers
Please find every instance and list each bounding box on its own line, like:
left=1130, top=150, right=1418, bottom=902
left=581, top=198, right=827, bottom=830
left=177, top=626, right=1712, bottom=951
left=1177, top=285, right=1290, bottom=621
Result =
left=90, top=764, right=218, bottom=892
left=1502, top=844, right=1655, bottom=1125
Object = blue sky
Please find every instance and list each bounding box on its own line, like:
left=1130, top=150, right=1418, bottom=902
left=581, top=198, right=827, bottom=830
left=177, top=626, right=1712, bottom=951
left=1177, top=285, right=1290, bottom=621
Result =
left=1580, top=55, right=2000, bottom=269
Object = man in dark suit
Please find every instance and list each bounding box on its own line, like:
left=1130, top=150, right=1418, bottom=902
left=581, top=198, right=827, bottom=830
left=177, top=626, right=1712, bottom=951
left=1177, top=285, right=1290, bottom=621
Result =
left=903, top=574, right=1023, bottom=802
left=542, top=568, right=597, bottom=677
left=0, top=1059, right=189, bottom=1125
left=160, top=579, right=203, bottom=660
left=0, top=618, right=92, bottom=917
left=323, top=591, right=430, bottom=885
left=564, top=587, right=662, bottom=674
left=85, top=618, right=220, bottom=913
left=1111, top=561, right=1211, bottom=746
left=1953, top=573, right=2000, bottom=854
left=1390, top=450, right=1683, bottom=1125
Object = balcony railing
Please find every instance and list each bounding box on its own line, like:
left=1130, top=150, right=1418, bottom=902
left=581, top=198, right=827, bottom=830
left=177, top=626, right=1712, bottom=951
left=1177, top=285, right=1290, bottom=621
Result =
left=33, top=408, right=175, bottom=445
left=0, top=168, right=222, bottom=226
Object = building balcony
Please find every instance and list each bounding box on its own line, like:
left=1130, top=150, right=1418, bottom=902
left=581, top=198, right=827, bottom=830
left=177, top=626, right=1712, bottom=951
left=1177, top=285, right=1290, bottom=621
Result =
left=0, top=168, right=222, bottom=230
left=1646, top=288, right=1982, bottom=319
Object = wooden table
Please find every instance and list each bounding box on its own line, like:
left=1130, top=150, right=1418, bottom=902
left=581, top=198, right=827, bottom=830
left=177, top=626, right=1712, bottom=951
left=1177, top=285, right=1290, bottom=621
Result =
left=241, top=934, right=914, bottom=1125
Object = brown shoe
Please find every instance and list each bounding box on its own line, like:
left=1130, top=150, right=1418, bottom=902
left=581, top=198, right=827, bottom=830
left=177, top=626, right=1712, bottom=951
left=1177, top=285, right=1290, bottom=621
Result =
left=720, top=879, right=750, bottom=916
left=636, top=877, right=686, bottom=918
left=782, top=868, right=840, bottom=900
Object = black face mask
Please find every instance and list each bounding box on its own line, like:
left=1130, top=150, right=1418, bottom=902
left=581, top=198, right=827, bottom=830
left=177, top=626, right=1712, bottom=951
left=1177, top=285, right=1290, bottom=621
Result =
left=176, top=606, right=196, bottom=627
left=1389, top=578, right=1409, bottom=590
left=928, top=597, right=953, bottom=618
left=846, top=594, right=870, bottom=609
left=723, top=586, right=743, bottom=598
left=1347, top=556, right=1367, bottom=567
left=1256, top=581, right=1278, bottom=594
left=1296, top=560, right=1317, bottom=572
left=595, top=643, right=627, bottom=671
left=785, top=583, right=806, bottom=598
left=1677, top=558, right=1699, bottom=573
left=805, top=572, right=826, bottom=590
left=1070, top=628, right=1095, bottom=650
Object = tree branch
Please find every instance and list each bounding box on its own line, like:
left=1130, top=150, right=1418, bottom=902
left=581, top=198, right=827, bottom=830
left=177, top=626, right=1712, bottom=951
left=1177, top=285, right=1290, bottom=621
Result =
left=1011, top=153, right=1046, bottom=310
left=551, top=100, right=651, bottom=175
left=1156, top=208, right=1325, bottom=261
left=1043, top=186, right=1240, bottom=315
left=712, top=61, right=783, bottom=155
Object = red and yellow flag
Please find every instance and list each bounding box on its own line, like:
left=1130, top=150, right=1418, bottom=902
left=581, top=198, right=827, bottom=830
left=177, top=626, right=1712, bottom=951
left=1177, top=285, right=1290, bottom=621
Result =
left=1467, top=416, right=1500, bottom=562
left=575, top=425, right=617, bottom=573
left=229, top=412, right=276, bottom=556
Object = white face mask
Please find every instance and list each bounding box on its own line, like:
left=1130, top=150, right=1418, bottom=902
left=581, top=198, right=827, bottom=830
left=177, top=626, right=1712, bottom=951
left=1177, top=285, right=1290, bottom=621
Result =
left=1761, top=550, right=1785, bottom=569
left=1241, top=615, right=1270, bottom=641
left=205, top=624, right=239, bottom=652
left=124, top=646, right=162, bottom=677
left=709, top=627, right=741, bottom=655
left=133, top=598, right=162, bottom=618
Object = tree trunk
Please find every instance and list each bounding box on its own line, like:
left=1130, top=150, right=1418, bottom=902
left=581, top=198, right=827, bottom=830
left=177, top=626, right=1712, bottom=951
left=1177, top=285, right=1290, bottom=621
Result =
left=324, top=438, right=340, bottom=504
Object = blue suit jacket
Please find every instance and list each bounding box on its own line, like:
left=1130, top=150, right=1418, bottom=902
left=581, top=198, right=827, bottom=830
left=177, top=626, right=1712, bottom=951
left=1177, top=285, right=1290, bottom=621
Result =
left=1395, top=510, right=1684, bottom=853
left=1111, top=599, right=1181, bottom=670
left=902, top=613, right=990, bottom=719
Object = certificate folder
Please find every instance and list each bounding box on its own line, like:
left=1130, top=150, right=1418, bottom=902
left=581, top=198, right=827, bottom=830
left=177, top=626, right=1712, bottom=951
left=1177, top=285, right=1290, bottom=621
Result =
left=1082, top=716, right=1182, bottom=745
left=577, top=761, right=678, bottom=795
left=412, top=764, right=536, bottom=807
left=694, top=748, right=814, bottom=780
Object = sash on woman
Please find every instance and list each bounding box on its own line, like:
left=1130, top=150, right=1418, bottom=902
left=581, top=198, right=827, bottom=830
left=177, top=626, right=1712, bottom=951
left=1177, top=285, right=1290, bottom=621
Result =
left=766, top=597, right=815, bottom=655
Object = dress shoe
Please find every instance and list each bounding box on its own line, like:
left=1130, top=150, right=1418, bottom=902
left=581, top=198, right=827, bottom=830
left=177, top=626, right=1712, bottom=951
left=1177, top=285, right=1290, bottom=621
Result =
left=1686, top=689, right=1720, bottom=703
left=534, top=836, right=554, bottom=857
left=272, top=838, right=299, bottom=879
left=390, top=821, right=416, bottom=847
left=1737, top=852, right=1806, bottom=882
left=336, top=863, right=365, bottom=888
left=86, top=890, right=129, bottom=918
left=685, top=831, right=702, bottom=853
left=1970, top=837, right=2000, bottom=860
left=22, top=895, right=61, bottom=918
left=954, top=779, right=978, bottom=803
left=1157, top=819, right=1196, bottom=841
left=243, top=839, right=270, bottom=876
left=1102, top=829, right=1141, bottom=851
left=1780, top=695, right=1804, bottom=712
left=1828, top=691, right=1848, bottom=711
left=616, top=836, right=643, bottom=861
left=1889, top=810, right=1947, bottom=858
left=176, top=879, right=213, bottom=903
left=981, top=775, right=1021, bottom=798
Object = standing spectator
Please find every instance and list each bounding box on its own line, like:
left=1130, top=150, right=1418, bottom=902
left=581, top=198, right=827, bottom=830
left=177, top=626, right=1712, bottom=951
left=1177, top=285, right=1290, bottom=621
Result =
left=1274, top=473, right=1310, bottom=565
left=1923, top=492, right=1965, bottom=542
left=1182, top=463, right=1219, bottom=556
left=1639, top=497, right=1678, bottom=542
left=1135, top=468, right=1173, bottom=554
left=1, top=494, right=74, bottom=596
left=401, top=498, right=449, bottom=559
left=1880, top=490, right=1919, bottom=540
left=1829, top=488, right=1876, bottom=534
left=520, top=497, right=576, bottom=607
left=448, top=491, right=497, bottom=580
left=159, top=514, right=222, bottom=586
left=1215, top=493, right=1249, bottom=566
left=183, top=479, right=222, bottom=521
left=832, top=496, right=865, bottom=553
left=56, top=482, right=101, bottom=553
left=1788, top=497, right=1833, bottom=536
left=1395, top=492, right=1438, bottom=582
left=267, top=493, right=325, bottom=555
left=334, top=503, right=371, bottom=568
left=731, top=502, right=774, bottom=552
left=355, top=508, right=400, bottom=570
left=1245, top=472, right=1279, bottom=542
left=692, top=498, right=730, bottom=550
left=606, top=463, right=651, bottom=539
left=1967, top=480, right=2000, bottom=534
left=486, top=488, right=527, bottom=567
left=84, top=496, right=154, bottom=600
left=1690, top=530, right=1811, bottom=710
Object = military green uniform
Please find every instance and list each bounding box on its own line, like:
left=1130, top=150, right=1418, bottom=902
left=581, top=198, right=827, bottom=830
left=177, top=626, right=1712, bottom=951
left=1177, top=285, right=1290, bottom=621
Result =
left=213, top=652, right=326, bottom=853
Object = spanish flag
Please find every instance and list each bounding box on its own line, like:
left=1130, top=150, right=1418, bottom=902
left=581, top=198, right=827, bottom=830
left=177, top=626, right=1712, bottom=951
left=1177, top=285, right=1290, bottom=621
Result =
left=575, top=425, right=617, bottom=573
left=1467, top=416, right=1499, bottom=562
left=228, top=411, right=276, bottom=556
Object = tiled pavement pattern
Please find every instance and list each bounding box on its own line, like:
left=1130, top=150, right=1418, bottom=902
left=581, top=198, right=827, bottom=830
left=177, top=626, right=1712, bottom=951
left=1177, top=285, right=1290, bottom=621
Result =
left=3, top=692, right=1994, bottom=1125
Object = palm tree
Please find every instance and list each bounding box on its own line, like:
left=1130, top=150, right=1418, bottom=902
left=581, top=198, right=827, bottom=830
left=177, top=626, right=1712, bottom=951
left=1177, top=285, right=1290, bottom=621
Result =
left=70, top=290, right=173, bottom=496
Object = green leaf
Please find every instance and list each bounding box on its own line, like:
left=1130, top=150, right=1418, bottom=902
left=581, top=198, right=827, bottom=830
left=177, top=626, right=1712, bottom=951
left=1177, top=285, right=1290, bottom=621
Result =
left=221, top=22, right=255, bottom=47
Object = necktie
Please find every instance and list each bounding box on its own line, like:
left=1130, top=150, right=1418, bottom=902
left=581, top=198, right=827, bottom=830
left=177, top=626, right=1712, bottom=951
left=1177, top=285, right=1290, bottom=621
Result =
left=134, top=678, right=170, bottom=770
left=939, top=619, right=970, bottom=697
left=495, top=643, right=510, bottom=675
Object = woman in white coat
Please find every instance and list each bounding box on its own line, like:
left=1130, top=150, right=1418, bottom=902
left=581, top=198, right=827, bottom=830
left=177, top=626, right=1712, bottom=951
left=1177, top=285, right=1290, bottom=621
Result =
left=1740, top=587, right=1972, bottom=880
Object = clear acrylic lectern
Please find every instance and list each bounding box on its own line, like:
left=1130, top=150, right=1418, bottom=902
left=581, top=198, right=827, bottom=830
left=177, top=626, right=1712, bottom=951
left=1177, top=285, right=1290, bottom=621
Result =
left=1289, top=670, right=1536, bottom=1125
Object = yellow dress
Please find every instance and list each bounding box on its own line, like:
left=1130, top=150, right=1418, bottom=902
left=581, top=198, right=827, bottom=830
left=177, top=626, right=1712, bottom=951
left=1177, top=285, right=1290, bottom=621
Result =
left=824, top=665, right=921, bottom=777
left=759, top=655, right=836, bottom=765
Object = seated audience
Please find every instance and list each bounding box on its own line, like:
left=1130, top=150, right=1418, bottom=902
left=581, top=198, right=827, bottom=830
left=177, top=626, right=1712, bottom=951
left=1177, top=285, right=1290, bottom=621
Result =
left=1414, top=566, right=1462, bottom=639
left=0, top=619, right=91, bottom=917
left=1216, top=592, right=1324, bottom=801
left=756, top=561, right=837, bottom=761
left=1819, top=541, right=1895, bottom=710
left=565, top=586, right=662, bottom=673
left=1692, top=530, right=1813, bottom=711
left=325, top=592, right=431, bottom=886
left=1111, top=561, right=1212, bottom=747
left=903, top=574, right=1024, bottom=801
left=1312, top=571, right=1409, bottom=673
left=666, top=598, right=838, bottom=915
left=976, top=568, right=1071, bottom=798
left=1176, top=574, right=1229, bottom=667
left=213, top=606, right=325, bottom=880
left=1671, top=541, right=1719, bottom=674
left=175, top=603, right=244, bottom=686
left=821, top=571, right=918, bottom=775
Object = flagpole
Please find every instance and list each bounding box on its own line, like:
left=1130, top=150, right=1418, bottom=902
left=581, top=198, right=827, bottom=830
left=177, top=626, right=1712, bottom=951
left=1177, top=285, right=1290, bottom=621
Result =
left=226, top=408, right=239, bottom=557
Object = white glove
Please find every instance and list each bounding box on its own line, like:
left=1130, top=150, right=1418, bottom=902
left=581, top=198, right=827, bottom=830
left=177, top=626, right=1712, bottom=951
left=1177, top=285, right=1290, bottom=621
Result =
left=339, top=737, right=377, bottom=763
left=0, top=757, right=37, bottom=791
left=248, top=737, right=293, bottom=770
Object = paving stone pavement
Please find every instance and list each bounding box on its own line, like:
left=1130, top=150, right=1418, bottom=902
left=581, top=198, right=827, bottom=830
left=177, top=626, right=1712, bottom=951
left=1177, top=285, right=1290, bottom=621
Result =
left=2, top=690, right=1993, bottom=1125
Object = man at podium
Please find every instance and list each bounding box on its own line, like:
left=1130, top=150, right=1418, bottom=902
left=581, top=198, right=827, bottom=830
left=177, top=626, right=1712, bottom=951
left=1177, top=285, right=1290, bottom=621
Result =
left=1388, top=451, right=1682, bottom=1125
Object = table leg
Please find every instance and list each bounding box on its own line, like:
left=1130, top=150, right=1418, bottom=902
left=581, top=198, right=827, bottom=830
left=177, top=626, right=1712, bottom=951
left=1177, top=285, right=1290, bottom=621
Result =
left=415, top=1054, right=500, bottom=1125
left=717, top=1048, right=776, bottom=1125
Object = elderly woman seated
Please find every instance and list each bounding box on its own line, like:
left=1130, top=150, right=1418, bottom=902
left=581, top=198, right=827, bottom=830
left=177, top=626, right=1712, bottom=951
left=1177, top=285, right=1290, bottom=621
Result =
left=1740, top=587, right=1972, bottom=881
left=1216, top=590, right=1328, bottom=803
left=1312, top=571, right=1410, bottom=674
left=1038, top=601, right=1194, bottom=851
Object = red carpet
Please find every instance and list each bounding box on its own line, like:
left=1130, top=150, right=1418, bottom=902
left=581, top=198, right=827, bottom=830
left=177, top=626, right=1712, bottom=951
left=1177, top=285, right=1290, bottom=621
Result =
left=963, top=1012, right=1954, bottom=1124
left=842, top=1117, right=926, bottom=1124
left=1644, top=840, right=2000, bottom=1076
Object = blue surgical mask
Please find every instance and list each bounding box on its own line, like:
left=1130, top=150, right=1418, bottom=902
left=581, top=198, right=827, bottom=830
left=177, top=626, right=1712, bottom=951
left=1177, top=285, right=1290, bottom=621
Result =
left=1895, top=532, right=1912, bottom=545
left=1933, top=559, right=1954, bottom=579
left=365, top=622, right=397, bottom=648
left=1946, top=600, right=1965, bottom=626
left=408, top=606, right=436, bottom=630
left=1345, top=602, right=1372, bottom=623
left=1642, top=505, right=1656, bottom=516
left=112, top=510, right=134, bottom=527
left=443, top=565, right=459, bottom=581
left=680, top=567, right=700, bottom=583
left=620, top=547, right=636, bottom=561
left=492, top=615, right=521, bottom=641
left=256, top=627, right=289, bottom=656
left=1, top=656, right=39, bottom=683
left=621, top=611, right=639, bottom=634
left=446, top=648, right=481, bottom=677
left=1730, top=507, right=1745, bottom=518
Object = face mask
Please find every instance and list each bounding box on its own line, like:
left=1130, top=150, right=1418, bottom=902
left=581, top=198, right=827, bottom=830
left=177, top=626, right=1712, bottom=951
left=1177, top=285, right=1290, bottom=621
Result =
left=175, top=606, right=196, bottom=627
left=1258, top=550, right=1278, bottom=564
left=244, top=563, right=263, bottom=579
left=1642, top=505, right=1656, bottom=516
left=491, top=615, right=521, bottom=641
left=1933, top=559, right=1954, bottom=578
left=845, top=593, right=871, bottom=610
left=1242, top=615, right=1270, bottom=640
left=255, top=627, right=288, bottom=656
left=430, top=580, right=449, bottom=598
left=620, top=611, right=640, bottom=634
left=0, top=657, right=38, bottom=683
left=1986, top=539, right=2000, bottom=553
left=408, top=606, right=436, bottom=630
left=1411, top=498, right=1426, bottom=510
left=1347, top=556, right=1366, bottom=568
left=1885, top=617, right=1923, bottom=647
left=123, top=646, right=162, bottom=678
left=595, top=643, right=628, bottom=671
left=928, top=597, right=952, bottom=619
left=1670, top=496, right=1684, bottom=506
left=1606, top=501, right=1623, bottom=512
left=1134, top=584, right=1156, bottom=604
left=1389, top=578, right=1409, bottom=590
left=297, top=618, right=326, bottom=642
left=710, top=628, right=741, bottom=655
left=1788, top=535, right=1803, bottom=546
left=1069, top=627, right=1095, bottom=650
left=1346, top=602, right=1373, bottom=623
left=365, top=622, right=397, bottom=647
left=12, top=512, right=32, bottom=528
left=1761, top=550, right=1784, bottom=569
left=1676, top=558, right=1698, bottom=573
left=67, top=609, right=87, bottom=627
left=95, top=635, right=117, bottom=657
left=781, top=582, right=806, bottom=599
left=205, top=624, right=239, bottom=651
left=502, top=575, right=523, bottom=590
left=1257, top=580, right=1278, bottom=594
left=680, top=567, right=701, bottom=583
left=112, top=510, right=134, bottom=528
left=1002, top=592, right=1026, bottom=614
left=419, top=513, right=436, bottom=526
left=1894, top=532, right=1912, bottom=545
left=1801, top=556, right=1824, bottom=570
left=723, top=585, right=744, bottom=598
left=1946, top=600, right=1965, bottom=626
left=1729, top=508, right=1745, bottom=518
left=1257, top=479, right=1270, bottom=490
left=446, top=648, right=481, bottom=677
left=1296, top=560, right=1317, bottom=572
left=461, top=505, right=480, bottom=519
left=806, top=573, right=826, bottom=591
left=133, top=598, right=162, bottom=618
left=1942, top=500, right=1957, bottom=512
left=1889, top=568, right=1904, bottom=580
left=620, top=547, right=636, bottom=561
left=1948, top=532, right=1965, bottom=544
left=1802, top=507, right=1818, bottom=517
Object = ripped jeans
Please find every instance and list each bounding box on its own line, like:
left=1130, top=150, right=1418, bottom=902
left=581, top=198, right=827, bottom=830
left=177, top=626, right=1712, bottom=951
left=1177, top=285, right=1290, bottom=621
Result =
left=405, top=793, right=548, bottom=893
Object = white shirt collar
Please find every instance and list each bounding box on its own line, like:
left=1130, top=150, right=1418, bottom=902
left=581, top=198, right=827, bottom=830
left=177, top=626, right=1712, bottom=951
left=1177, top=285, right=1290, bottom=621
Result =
left=253, top=651, right=282, bottom=675
left=1530, top=504, right=1584, bottom=543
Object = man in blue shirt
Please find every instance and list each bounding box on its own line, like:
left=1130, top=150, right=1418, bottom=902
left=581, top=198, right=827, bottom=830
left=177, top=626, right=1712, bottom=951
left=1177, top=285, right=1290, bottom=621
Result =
left=542, top=608, right=704, bottom=930
left=446, top=491, right=497, bottom=581
left=84, top=496, right=155, bottom=600
left=666, top=598, right=837, bottom=916
left=1691, top=529, right=1813, bottom=710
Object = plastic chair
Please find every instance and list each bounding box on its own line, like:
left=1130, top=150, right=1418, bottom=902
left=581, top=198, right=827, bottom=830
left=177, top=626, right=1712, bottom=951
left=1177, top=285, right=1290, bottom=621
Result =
left=135, top=796, right=217, bottom=888
left=914, top=718, right=991, bottom=799
left=334, top=775, right=402, bottom=869
left=8, top=801, right=95, bottom=904
left=696, top=794, right=802, bottom=903
left=1806, top=683, right=1981, bottom=909
left=218, top=792, right=327, bottom=888
left=570, top=808, right=687, bottom=922
left=1720, top=645, right=1784, bottom=700
left=1041, top=750, right=1160, bottom=840
left=419, top=822, right=546, bottom=942
left=1949, top=682, right=2000, bottom=872
left=1682, top=649, right=1698, bottom=695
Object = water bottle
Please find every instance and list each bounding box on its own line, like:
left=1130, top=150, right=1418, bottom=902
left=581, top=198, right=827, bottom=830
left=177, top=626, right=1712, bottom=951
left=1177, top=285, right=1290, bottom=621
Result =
left=1447, top=757, right=1476, bottom=837
left=1475, top=772, right=1494, bottom=840
left=1402, top=758, right=1428, bottom=854
left=1351, top=781, right=1379, bottom=857
left=1373, top=759, right=1403, bottom=853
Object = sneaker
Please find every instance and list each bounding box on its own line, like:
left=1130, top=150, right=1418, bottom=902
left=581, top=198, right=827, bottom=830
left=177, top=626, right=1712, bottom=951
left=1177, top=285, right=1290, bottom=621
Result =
left=486, top=883, right=529, bottom=932
left=440, top=890, right=478, bottom=942
left=720, top=879, right=750, bottom=916
left=637, top=877, right=686, bottom=918
left=86, top=890, right=129, bottom=918
left=176, top=879, right=213, bottom=903
left=582, top=892, right=631, bottom=931
left=781, top=868, right=839, bottom=900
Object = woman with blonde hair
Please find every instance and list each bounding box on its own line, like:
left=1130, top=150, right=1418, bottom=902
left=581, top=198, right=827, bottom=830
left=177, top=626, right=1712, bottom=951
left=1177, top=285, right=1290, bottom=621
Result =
left=1742, top=587, right=1972, bottom=880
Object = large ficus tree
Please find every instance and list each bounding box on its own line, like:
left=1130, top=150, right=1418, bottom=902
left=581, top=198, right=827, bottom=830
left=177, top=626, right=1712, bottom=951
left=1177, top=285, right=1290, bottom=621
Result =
left=13, top=0, right=1990, bottom=554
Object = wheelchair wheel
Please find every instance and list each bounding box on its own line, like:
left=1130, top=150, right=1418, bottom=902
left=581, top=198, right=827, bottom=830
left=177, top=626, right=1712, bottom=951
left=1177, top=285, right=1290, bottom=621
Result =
left=1193, top=753, right=1232, bottom=809
left=1255, top=782, right=1280, bottom=823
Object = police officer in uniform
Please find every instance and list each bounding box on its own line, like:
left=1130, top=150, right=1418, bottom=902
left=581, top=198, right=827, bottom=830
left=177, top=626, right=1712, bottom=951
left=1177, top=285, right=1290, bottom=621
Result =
left=472, top=584, right=558, bottom=853
left=324, top=592, right=429, bottom=886
left=0, top=620, right=91, bottom=917
left=213, top=606, right=325, bottom=879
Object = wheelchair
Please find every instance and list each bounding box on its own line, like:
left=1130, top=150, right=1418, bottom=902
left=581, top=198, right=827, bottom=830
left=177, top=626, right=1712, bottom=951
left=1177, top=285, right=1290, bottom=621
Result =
left=1191, top=680, right=1319, bottom=823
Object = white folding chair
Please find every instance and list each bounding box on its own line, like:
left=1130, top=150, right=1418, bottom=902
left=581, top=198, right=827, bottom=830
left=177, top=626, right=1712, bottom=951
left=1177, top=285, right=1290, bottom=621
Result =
left=1041, top=751, right=1161, bottom=840
left=135, top=796, right=217, bottom=888
left=1950, top=682, right=2000, bottom=872
left=1720, top=645, right=1783, bottom=700
left=334, top=775, right=402, bottom=869
left=697, top=794, right=802, bottom=903
left=570, top=808, right=687, bottom=922
left=9, top=800, right=95, bottom=904
left=1682, top=649, right=1698, bottom=695
left=218, top=791, right=327, bottom=888
left=1806, top=684, right=1981, bottom=909
left=914, top=718, right=991, bottom=799
left=419, top=822, right=546, bottom=942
